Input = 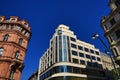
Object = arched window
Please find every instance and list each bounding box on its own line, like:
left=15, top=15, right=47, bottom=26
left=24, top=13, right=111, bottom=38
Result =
left=3, top=34, right=9, bottom=41
left=0, top=48, right=4, bottom=56
left=9, top=70, right=15, bottom=79
left=18, top=38, right=23, bottom=45
left=15, top=51, right=20, bottom=59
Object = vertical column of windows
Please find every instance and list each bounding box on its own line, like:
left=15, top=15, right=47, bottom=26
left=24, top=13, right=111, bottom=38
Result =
left=55, top=36, right=58, bottom=63
left=67, top=36, right=71, bottom=62
left=63, top=35, right=67, bottom=62
left=59, top=35, right=62, bottom=62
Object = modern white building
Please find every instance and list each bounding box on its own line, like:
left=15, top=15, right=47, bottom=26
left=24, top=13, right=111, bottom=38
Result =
left=38, top=24, right=106, bottom=80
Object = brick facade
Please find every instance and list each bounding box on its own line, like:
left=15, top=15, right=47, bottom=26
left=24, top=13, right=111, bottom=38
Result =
left=0, top=16, right=31, bottom=80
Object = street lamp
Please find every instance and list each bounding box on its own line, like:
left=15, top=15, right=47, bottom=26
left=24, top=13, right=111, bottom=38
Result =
left=92, top=33, right=120, bottom=79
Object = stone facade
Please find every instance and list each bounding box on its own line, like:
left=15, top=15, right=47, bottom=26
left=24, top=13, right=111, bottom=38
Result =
left=101, top=0, right=120, bottom=65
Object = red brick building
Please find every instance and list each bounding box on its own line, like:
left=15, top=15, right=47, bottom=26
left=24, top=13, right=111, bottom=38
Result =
left=0, top=16, right=31, bottom=80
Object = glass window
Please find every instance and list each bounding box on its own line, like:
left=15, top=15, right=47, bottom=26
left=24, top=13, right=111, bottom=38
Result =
left=72, top=50, right=77, bottom=56
left=70, top=37, right=76, bottom=42
left=18, top=38, right=23, bottom=45
left=0, top=48, right=4, bottom=56
left=79, top=52, right=84, bottom=57
left=86, top=54, right=91, bottom=59
left=59, top=36, right=62, bottom=61
left=15, top=51, right=20, bottom=59
left=63, top=35, right=67, bottom=62
left=87, top=61, right=92, bottom=66
left=97, top=57, right=101, bottom=62
left=80, top=60, right=85, bottom=65
left=110, top=18, right=116, bottom=25
left=84, top=48, right=89, bottom=52
left=115, top=29, right=120, bottom=39
left=115, top=0, right=120, bottom=7
left=91, top=56, right=96, bottom=60
left=71, top=43, right=77, bottom=48
left=78, top=46, right=83, bottom=50
left=58, top=30, right=62, bottom=35
left=3, top=34, right=9, bottom=41
left=90, top=49, right=94, bottom=54
left=95, top=51, right=99, bottom=55
left=73, top=58, right=78, bottom=63
left=9, top=71, right=15, bottom=79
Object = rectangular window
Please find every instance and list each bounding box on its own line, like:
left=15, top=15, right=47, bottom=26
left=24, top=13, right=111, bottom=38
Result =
left=113, top=48, right=119, bottom=56
left=84, top=48, right=89, bottom=52
left=115, top=29, right=120, bottom=39
left=95, top=51, right=99, bottom=55
left=87, top=61, right=92, bottom=66
left=55, top=37, right=58, bottom=62
left=90, top=49, right=94, bottom=54
left=97, top=57, right=101, bottom=62
left=78, top=46, right=83, bottom=50
left=91, top=56, right=96, bottom=60
left=86, top=54, right=91, bottom=59
left=73, top=58, right=78, bottom=63
left=115, top=0, right=120, bottom=7
left=63, top=35, right=67, bottom=62
left=110, top=18, right=116, bottom=25
left=80, top=60, right=85, bottom=65
left=72, top=50, right=78, bottom=56
left=79, top=52, right=84, bottom=57
left=67, top=36, right=71, bottom=62
left=70, top=37, right=76, bottom=42
left=59, top=36, right=62, bottom=62
left=71, top=43, right=77, bottom=48
left=108, top=35, right=113, bottom=42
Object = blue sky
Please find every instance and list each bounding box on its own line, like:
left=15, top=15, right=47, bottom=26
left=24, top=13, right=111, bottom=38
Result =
left=0, top=0, right=110, bottom=80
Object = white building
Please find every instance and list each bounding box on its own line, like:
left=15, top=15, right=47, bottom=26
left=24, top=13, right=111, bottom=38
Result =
left=38, top=24, right=106, bottom=80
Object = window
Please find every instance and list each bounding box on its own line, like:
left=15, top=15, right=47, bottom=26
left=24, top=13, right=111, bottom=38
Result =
left=115, top=29, right=120, bottom=39
left=91, top=56, right=96, bottom=60
left=79, top=52, right=84, bottom=57
left=87, top=61, right=92, bottom=66
left=71, top=43, right=77, bottom=48
left=86, top=54, right=91, bottom=59
left=80, top=60, right=85, bottom=65
left=95, top=51, right=99, bottom=55
left=115, top=0, right=120, bottom=7
left=73, top=58, right=78, bottom=63
left=15, top=51, right=20, bottom=59
left=110, top=18, right=116, bottom=25
left=58, top=30, right=62, bottom=35
left=84, top=48, right=89, bottom=52
left=72, top=50, right=77, bottom=56
left=63, top=35, right=67, bottom=62
left=59, top=36, right=62, bottom=61
left=18, top=38, right=23, bottom=45
left=0, top=48, right=4, bottom=56
left=97, top=57, right=101, bottom=62
left=9, top=71, right=15, bottom=79
left=90, top=49, right=94, bottom=54
left=78, top=46, right=83, bottom=50
left=3, top=34, right=9, bottom=41
left=70, top=37, right=76, bottom=42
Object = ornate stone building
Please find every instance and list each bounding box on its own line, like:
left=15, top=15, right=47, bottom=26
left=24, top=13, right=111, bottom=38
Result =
left=0, top=16, right=31, bottom=80
left=101, top=0, right=120, bottom=66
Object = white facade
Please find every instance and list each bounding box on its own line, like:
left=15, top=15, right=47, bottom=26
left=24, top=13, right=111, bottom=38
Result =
left=38, top=24, right=106, bottom=80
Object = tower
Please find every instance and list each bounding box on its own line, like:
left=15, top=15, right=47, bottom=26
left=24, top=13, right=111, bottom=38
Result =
left=0, top=16, right=31, bottom=80
left=101, top=0, right=120, bottom=66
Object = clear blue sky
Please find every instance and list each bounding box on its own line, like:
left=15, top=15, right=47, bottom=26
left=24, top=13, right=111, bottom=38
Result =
left=0, top=0, right=110, bottom=80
